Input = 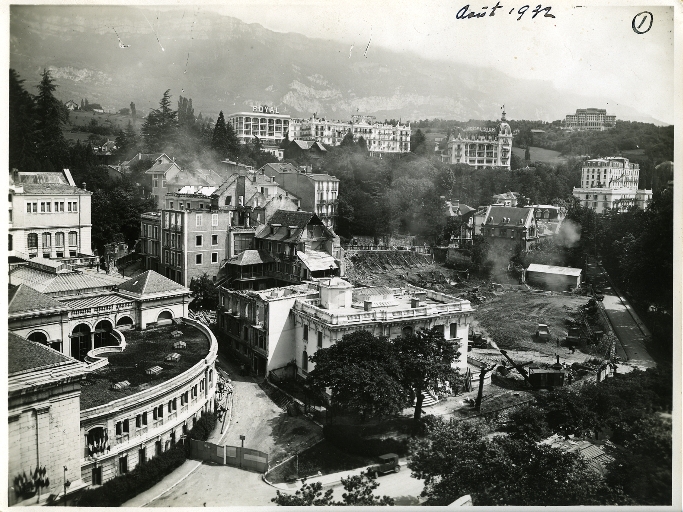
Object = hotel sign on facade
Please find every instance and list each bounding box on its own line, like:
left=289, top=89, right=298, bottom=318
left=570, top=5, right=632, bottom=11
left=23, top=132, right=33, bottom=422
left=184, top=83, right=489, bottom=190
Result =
left=252, top=105, right=280, bottom=114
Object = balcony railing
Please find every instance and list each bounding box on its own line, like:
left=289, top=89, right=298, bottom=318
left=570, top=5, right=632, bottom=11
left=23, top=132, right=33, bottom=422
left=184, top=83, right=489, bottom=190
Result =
left=293, top=296, right=468, bottom=326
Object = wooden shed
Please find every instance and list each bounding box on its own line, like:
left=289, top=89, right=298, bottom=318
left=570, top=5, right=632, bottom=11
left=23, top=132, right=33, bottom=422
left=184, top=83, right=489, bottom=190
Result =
left=523, top=264, right=582, bottom=291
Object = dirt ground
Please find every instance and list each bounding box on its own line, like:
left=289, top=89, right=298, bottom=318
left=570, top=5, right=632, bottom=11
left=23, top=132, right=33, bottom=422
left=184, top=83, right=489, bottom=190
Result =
left=473, top=292, right=587, bottom=355
left=344, top=251, right=597, bottom=369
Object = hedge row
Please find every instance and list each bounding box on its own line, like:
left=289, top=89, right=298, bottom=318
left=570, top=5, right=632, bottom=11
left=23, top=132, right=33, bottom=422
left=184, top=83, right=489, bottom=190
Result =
left=322, top=424, right=409, bottom=457
left=77, top=444, right=188, bottom=507
left=78, top=412, right=216, bottom=507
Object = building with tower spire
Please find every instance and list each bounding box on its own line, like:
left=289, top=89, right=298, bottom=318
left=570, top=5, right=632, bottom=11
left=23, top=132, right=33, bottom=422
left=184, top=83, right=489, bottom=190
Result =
left=442, top=107, right=513, bottom=169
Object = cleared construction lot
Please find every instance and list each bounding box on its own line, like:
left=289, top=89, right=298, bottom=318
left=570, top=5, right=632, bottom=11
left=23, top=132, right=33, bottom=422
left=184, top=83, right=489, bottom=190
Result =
left=473, top=292, right=587, bottom=355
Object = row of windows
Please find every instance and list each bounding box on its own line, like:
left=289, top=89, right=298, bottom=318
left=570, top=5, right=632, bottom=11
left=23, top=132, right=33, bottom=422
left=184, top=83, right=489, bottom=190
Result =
left=25, top=201, right=78, bottom=213
left=26, top=231, right=78, bottom=249
left=142, top=224, right=160, bottom=239
left=196, top=234, right=219, bottom=247
left=164, top=250, right=219, bottom=266
left=113, top=377, right=210, bottom=436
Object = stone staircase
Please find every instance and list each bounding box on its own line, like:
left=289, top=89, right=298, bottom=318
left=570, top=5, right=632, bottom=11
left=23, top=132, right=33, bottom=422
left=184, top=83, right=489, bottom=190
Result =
left=414, top=390, right=439, bottom=408
left=260, top=380, right=294, bottom=411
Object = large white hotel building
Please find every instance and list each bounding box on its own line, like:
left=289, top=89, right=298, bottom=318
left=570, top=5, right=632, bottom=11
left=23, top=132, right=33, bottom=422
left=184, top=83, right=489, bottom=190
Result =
left=228, top=107, right=410, bottom=157
left=565, top=108, right=616, bottom=131
left=572, top=157, right=652, bottom=213
left=442, top=111, right=513, bottom=169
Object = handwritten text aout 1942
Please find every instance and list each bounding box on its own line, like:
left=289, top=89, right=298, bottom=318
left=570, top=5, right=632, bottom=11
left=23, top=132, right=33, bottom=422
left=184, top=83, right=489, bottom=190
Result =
left=457, top=2, right=556, bottom=20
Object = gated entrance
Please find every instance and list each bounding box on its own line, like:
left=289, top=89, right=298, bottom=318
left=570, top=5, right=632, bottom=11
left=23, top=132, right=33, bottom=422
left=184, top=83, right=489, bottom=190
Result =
left=189, top=439, right=268, bottom=473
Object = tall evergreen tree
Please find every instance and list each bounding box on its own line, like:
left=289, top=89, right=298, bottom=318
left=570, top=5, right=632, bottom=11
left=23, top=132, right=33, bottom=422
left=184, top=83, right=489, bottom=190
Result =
left=177, top=96, right=195, bottom=128
left=141, top=89, right=178, bottom=152
left=211, top=111, right=240, bottom=160
left=35, top=69, right=69, bottom=170
left=210, top=111, right=229, bottom=156
left=225, top=121, right=240, bottom=158
left=9, top=69, right=38, bottom=171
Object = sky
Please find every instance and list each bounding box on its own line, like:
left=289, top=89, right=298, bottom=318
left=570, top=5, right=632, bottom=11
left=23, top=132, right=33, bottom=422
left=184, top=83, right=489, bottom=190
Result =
left=199, top=0, right=675, bottom=124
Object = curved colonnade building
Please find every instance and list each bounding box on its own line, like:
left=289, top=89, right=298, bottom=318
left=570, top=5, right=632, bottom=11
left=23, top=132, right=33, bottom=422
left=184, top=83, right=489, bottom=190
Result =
left=8, top=265, right=217, bottom=505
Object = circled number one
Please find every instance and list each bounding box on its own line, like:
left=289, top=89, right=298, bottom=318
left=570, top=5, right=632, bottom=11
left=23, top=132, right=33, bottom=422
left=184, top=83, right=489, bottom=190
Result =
left=632, top=11, right=653, bottom=34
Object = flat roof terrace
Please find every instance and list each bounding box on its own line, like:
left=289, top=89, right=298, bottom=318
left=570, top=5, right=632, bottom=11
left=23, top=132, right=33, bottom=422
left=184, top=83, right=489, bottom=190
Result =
left=80, top=323, right=210, bottom=410
left=294, top=288, right=472, bottom=326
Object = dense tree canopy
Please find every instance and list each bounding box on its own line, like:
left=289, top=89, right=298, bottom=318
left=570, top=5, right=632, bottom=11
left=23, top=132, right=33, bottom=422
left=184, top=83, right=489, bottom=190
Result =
left=272, top=472, right=394, bottom=506
left=35, top=69, right=70, bottom=171
left=409, top=420, right=626, bottom=506
left=142, top=89, right=178, bottom=152
left=9, top=69, right=39, bottom=171
left=307, top=331, right=406, bottom=419
left=392, top=327, right=461, bottom=428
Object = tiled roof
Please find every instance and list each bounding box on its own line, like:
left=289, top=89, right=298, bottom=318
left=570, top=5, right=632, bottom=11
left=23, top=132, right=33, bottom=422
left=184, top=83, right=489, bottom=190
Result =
left=8, top=284, right=68, bottom=315
left=145, top=161, right=181, bottom=175
left=212, top=174, right=238, bottom=197
left=291, top=140, right=313, bottom=150
left=306, top=174, right=339, bottom=181
left=20, top=183, right=90, bottom=195
left=256, top=210, right=324, bottom=241
left=484, top=206, right=533, bottom=226
left=267, top=210, right=318, bottom=229
left=226, top=249, right=276, bottom=266
left=9, top=266, right=125, bottom=294
left=8, top=332, right=75, bottom=374
left=118, top=270, right=188, bottom=296
left=15, top=172, right=68, bottom=184
left=261, top=163, right=299, bottom=173
left=60, top=293, right=133, bottom=310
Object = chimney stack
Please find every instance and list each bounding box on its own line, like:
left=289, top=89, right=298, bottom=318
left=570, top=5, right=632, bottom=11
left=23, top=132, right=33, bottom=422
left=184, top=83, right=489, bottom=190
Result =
left=411, top=298, right=421, bottom=308
left=364, top=300, right=373, bottom=312
left=82, top=182, right=87, bottom=190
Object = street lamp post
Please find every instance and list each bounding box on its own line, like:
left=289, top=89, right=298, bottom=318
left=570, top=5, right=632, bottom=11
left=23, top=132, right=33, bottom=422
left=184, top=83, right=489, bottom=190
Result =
left=63, top=466, right=70, bottom=505
left=239, top=435, right=245, bottom=469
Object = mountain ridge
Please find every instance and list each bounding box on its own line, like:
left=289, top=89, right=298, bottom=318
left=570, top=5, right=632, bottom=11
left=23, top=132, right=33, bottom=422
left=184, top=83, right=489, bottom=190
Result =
left=9, top=5, right=667, bottom=125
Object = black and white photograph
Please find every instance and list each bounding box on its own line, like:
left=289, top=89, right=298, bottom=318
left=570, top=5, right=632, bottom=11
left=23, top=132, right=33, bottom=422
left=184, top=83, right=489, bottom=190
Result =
left=5, top=0, right=680, bottom=508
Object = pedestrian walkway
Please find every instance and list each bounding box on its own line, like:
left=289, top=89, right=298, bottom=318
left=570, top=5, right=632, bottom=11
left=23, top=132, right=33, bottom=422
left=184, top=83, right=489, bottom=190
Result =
left=122, top=459, right=203, bottom=507
left=586, top=260, right=656, bottom=369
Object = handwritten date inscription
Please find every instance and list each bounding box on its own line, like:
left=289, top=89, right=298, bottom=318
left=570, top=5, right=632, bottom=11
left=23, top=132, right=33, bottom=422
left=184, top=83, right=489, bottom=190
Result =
left=457, top=3, right=556, bottom=20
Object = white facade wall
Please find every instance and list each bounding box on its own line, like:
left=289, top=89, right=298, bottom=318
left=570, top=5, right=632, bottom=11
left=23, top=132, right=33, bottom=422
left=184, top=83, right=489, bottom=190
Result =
left=8, top=384, right=84, bottom=505
left=10, top=191, right=93, bottom=257
left=293, top=308, right=471, bottom=376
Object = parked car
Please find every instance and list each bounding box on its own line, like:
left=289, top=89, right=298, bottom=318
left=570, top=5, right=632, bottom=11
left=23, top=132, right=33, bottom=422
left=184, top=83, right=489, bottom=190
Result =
left=536, top=324, right=550, bottom=341
left=368, top=453, right=401, bottom=476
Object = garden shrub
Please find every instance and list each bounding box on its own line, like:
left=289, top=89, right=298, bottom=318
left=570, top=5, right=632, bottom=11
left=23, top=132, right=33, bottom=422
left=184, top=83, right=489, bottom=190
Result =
left=323, top=424, right=410, bottom=457
left=78, top=412, right=217, bottom=506
left=188, top=411, right=216, bottom=441
left=77, top=444, right=188, bottom=507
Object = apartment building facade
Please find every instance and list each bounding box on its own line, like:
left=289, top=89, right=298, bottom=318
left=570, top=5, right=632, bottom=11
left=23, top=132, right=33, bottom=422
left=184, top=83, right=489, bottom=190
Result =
left=289, top=114, right=411, bottom=157
left=260, top=163, right=339, bottom=228
left=139, top=174, right=300, bottom=286
left=9, top=170, right=94, bottom=263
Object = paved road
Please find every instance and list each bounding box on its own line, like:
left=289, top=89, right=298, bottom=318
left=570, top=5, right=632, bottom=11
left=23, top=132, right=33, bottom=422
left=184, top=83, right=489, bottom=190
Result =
left=123, top=351, right=321, bottom=507
left=147, top=464, right=275, bottom=507
left=586, top=260, right=656, bottom=369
